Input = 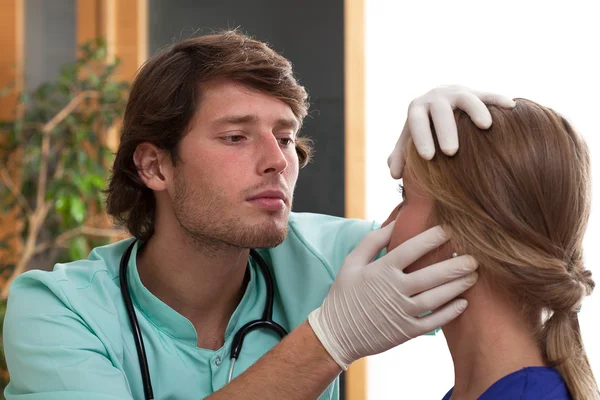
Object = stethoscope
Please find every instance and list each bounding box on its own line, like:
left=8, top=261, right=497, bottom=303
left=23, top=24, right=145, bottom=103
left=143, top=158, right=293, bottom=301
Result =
left=119, top=239, right=288, bottom=400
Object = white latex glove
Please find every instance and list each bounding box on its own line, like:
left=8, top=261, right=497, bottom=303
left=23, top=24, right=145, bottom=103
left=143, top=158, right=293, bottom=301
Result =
left=308, top=222, right=478, bottom=370
left=387, top=85, right=516, bottom=179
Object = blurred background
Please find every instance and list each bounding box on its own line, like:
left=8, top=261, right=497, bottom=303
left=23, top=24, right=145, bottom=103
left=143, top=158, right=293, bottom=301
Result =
left=0, top=0, right=598, bottom=399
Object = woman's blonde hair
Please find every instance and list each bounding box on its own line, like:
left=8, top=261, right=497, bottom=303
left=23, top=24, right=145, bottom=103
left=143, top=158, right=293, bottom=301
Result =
left=404, top=99, right=598, bottom=399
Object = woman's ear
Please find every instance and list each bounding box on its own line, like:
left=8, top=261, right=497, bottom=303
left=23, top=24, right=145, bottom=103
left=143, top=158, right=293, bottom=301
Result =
left=445, top=237, right=463, bottom=260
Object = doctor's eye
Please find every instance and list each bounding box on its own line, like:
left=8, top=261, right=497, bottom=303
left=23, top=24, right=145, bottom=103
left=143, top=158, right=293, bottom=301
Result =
left=278, top=137, right=295, bottom=146
left=222, top=135, right=246, bottom=143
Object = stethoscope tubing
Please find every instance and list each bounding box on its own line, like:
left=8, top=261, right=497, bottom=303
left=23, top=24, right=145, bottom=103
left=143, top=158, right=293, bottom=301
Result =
left=120, top=241, right=154, bottom=399
left=119, top=240, right=287, bottom=400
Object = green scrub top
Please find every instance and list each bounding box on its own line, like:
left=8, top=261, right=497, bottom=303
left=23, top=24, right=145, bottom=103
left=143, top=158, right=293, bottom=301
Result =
left=3, top=213, right=379, bottom=400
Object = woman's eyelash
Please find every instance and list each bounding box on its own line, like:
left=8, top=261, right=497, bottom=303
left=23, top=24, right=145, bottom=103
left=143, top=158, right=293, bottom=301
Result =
left=398, top=184, right=405, bottom=199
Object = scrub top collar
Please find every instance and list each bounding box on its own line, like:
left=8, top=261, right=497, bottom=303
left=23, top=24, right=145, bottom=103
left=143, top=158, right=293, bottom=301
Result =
left=125, top=239, right=258, bottom=348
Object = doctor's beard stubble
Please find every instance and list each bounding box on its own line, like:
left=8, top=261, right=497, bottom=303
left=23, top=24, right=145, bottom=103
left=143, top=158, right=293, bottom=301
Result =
left=172, top=166, right=293, bottom=252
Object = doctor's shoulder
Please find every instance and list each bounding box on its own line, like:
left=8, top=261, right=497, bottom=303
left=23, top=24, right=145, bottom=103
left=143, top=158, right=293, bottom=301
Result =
left=285, top=212, right=380, bottom=276
left=6, top=238, right=129, bottom=308
left=2, top=239, right=137, bottom=398
left=4, top=239, right=131, bottom=349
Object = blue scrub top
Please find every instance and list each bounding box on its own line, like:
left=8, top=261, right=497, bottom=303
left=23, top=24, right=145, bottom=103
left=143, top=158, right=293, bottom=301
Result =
left=3, top=212, right=380, bottom=400
left=442, top=367, right=572, bottom=400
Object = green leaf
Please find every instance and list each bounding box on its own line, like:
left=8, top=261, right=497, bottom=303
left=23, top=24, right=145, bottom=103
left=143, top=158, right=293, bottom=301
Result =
left=59, top=64, right=78, bottom=85
left=89, top=174, right=106, bottom=190
left=0, top=84, right=14, bottom=98
left=33, top=83, right=52, bottom=101
left=95, top=194, right=104, bottom=211
left=72, top=175, right=91, bottom=196
left=76, top=151, right=88, bottom=167
left=69, top=196, right=86, bottom=224
left=53, top=192, right=70, bottom=213
left=92, top=45, right=107, bottom=61
left=75, top=128, right=88, bottom=142
left=88, top=74, right=101, bottom=89
left=69, top=236, right=89, bottom=261
left=18, top=91, right=30, bottom=104
left=79, top=41, right=92, bottom=56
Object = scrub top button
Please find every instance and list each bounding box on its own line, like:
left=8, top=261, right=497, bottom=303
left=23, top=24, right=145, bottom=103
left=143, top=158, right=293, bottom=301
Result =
left=214, top=356, right=222, bottom=366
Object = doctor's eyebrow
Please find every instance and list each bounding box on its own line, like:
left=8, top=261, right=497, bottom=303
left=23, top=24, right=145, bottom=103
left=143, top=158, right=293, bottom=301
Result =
left=213, top=114, right=299, bottom=131
left=214, top=114, right=260, bottom=126
left=273, top=118, right=299, bottom=131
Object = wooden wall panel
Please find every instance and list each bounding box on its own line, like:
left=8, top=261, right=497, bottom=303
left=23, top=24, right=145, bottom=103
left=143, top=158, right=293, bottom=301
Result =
left=114, top=0, right=147, bottom=81
left=77, top=0, right=146, bottom=77
left=76, top=0, right=147, bottom=149
left=344, top=0, right=367, bottom=398
left=0, top=0, right=24, bottom=120
left=344, top=0, right=365, bottom=222
left=0, top=0, right=24, bottom=283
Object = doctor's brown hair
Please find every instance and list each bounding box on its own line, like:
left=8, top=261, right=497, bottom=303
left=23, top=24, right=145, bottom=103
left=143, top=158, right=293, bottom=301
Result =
left=105, top=30, right=312, bottom=241
left=404, top=99, right=599, bottom=399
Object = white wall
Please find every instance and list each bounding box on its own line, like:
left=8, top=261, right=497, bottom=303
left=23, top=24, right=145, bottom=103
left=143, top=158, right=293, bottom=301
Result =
left=364, top=1, right=600, bottom=398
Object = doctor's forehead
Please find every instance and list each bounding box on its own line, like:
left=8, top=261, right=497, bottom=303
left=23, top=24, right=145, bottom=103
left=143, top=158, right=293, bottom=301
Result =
left=194, top=80, right=298, bottom=125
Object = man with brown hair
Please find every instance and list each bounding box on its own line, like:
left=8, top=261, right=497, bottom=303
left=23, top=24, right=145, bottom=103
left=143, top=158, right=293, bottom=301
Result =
left=3, top=31, right=514, bottom=399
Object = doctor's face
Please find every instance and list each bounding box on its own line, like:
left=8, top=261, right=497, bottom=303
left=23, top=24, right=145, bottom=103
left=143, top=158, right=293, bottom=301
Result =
left=384, top=170, right=449, bottom=273
left=168, top=79, right=300, bottom=249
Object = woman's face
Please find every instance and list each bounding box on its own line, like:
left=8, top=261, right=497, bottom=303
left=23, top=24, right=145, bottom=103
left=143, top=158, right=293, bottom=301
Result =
left=383, top=170, right=449, bottom=273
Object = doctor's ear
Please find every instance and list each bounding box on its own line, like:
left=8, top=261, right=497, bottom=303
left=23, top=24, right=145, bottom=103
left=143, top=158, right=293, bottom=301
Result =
left=133, top=143, right=172, bottom=191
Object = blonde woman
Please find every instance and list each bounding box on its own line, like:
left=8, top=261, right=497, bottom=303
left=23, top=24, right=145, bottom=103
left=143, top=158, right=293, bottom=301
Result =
left=383, top=99, right=598, bottom=399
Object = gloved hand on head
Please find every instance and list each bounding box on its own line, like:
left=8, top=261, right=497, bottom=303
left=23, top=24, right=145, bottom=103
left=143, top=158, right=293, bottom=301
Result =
left=387, top=85, right=516, bottom=179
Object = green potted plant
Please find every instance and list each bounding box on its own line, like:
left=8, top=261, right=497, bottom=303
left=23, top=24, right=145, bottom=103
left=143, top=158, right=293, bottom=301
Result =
left=0, top=39, right=130, bottom=395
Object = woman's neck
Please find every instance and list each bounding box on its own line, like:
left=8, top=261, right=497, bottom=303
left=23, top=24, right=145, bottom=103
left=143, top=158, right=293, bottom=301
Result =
left=442, top=279, right=547, bottom=399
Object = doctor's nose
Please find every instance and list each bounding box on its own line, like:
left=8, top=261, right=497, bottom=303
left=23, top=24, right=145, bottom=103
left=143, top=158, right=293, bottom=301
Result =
left=257, top=136, right=288, bottom=175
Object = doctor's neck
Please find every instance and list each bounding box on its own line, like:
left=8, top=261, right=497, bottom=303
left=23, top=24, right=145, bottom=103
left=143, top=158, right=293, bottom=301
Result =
left=136, top=204, right=251, bottom=350
left=442, top=276, right=546, bottom=399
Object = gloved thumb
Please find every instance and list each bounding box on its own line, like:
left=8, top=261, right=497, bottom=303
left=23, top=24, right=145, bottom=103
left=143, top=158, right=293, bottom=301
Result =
left=388, top=125, right=409, bottom=179
left=345, top=222, right=396, bottom=266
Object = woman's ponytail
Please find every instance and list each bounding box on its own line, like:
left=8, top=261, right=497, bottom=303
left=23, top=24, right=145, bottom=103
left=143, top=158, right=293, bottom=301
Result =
left=542, top=269, right=599, bottom=400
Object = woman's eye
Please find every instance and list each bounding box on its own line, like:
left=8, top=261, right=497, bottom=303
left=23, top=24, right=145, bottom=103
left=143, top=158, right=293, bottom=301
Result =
left=278, top=138, right=294, bottom=146
left=398, top=184, right=405, bottom=200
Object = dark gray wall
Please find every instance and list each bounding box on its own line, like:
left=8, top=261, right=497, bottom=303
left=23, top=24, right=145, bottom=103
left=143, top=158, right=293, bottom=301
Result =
left=148, top=0, right=345, bottom=217
left=25, top=0, right=76, bottom=91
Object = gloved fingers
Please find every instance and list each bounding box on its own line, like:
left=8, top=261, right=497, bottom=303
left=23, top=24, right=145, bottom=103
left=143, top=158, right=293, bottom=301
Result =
left=430, top=100, right=459, bottom=156
left=387, top=123, right=409, bottom=179
left=410, top=272, right=478, bottom=314
left=471, top=90, right=516, bottom=109
left=452, top=91, right=493, bottom=129
left=411, top=298, right=469, bottom=334
left=345, top=222, right=396, bottom=266
left=381, top=226, right=449, bottom=271
left=407, top=105, right=436, bottom=160
left=403, top=255, right=479, bottom=297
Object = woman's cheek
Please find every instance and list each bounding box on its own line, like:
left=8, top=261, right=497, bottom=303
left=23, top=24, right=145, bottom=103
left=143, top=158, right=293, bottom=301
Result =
left=387, top=208, right=441, bottom=272
left=382, top=203, right=402, bottom=228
